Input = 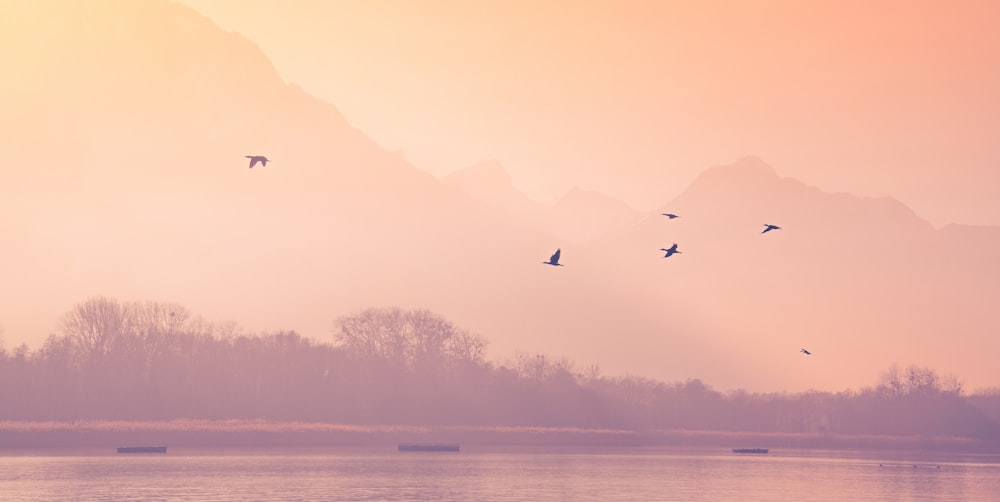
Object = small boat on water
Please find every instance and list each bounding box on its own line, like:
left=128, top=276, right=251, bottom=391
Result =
left=732, top=448, right=769, bottom=454
left=398, top=443, right=460, bottom=452
left=117, top=446, right=167, bottom=454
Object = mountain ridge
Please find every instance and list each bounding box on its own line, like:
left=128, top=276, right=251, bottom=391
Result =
left=1, top=0, right=997, bottom=392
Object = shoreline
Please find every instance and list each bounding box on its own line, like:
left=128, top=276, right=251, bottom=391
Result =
left=1, top=421, right=998, bottom=453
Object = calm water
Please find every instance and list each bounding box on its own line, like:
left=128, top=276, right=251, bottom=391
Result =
left=2, top=446, right=999, bottom=501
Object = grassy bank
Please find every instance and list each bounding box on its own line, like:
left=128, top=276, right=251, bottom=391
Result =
left=2, top=420, right=998, bottom=453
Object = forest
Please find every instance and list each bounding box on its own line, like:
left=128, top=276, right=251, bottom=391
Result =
left=2, top=297, right=1000, bottom=445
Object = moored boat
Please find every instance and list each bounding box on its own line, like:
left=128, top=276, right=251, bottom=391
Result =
left=398, top=443, right=460, bottom=452
left=117, top=446, right=167, bottom=454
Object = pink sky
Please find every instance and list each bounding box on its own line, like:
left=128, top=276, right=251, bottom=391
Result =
left=176, top=0, right=1000, bottom=226
left=2, top=0, right=999, bottom=393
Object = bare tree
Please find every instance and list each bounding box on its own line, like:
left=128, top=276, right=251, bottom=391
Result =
left=446, top=328, right=488, bottom=365
left=335, top=307, right=408, bottom=363
left=408, top=308, right=452, bottom=370
left=879, top=364, right=905, bottom=396
left=60, top=296, right=134, bottom=364
left=940, top=373, right=965, bottom=396
left=878, top=364, right=961, bottom=396
left=904, top=365, right=940, bottom=396
left=333, top=307, right=487, bottom=371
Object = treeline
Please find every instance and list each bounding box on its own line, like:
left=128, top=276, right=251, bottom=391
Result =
left=2, top=297, right=999, bottom=440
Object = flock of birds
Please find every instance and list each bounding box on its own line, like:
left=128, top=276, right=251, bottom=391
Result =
left=540, top=213, right=782, bottom=266
left=539, top=211, right=806, bottom=356
left=244, top=154, right=808, bottom=356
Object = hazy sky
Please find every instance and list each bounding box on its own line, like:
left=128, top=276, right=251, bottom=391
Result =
left=4, top=0, right=1000, bottom=394
left=175, top=0, right=1000, bottom=226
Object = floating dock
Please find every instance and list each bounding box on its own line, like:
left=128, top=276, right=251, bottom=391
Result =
left=117, top=446, right=168, bottom=454
left=398, top=443, right=460, bottom=452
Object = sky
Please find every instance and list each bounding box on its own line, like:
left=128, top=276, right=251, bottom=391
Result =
left=175, top=0, right=1000, bottom=226
left=3, top=0, right=1000, bottom=393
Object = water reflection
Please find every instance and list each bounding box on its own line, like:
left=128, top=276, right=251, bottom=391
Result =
left=1, top=447, right=999, bottom=501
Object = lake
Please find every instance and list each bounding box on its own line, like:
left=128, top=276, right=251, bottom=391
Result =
left=2, top=446, right=999, bottom=501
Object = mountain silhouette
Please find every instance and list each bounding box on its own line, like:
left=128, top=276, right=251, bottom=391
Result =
left=0, top=0, right=549, bottom=349
left=443, top=160, right=543, bottom=224
left=598, top=156, right=1000, bottom=390
left=1, top=1, right=997, bottom=393
left=0, top=0, right=709, bottom=386
left=445, top=161, right=641, bottom=242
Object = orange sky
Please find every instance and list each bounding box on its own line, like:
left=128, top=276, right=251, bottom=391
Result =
left=176, top=0, right=1000, bottom=226
left=3, top=0, right=1000, bottom=393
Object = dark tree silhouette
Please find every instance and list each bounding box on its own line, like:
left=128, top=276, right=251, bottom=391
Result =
left=1, top=297, right=998, bottom=444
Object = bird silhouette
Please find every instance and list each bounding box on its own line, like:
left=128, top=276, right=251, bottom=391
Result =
left=543, top=248, right=564, bottom=266
left=800, top=348, right=811, bottom=355
left=245, top=155, right=270, bottom=168
left=762, top=224, right=781, bottom=234
left=660, top=244, right=682, bottom=258
left=661, top=213, right=680, bottom=219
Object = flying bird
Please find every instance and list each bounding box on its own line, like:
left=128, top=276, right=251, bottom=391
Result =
left=245, top=155, right=270, bottom=168
left=660, top=244, right=682, bottom=258
left=762, top=224, right=781, bottom=234
left=661, top=213, right=680, bottom=219
left=800, top=348, right=811, bottom=355
left=543, top=248, right=564, bottom=266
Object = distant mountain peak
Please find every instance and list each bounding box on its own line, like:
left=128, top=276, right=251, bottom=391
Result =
left=445, top=160, right=513, bottom=189
left=693, top=156, right=779, bottom=187
left=664, top=156, right=938, bottom=236
left=442, top=160, right=536, bottom=217
left=556, top=186, right=637, bottom=214
left=732, top=155, right=773, bottom=169
left=674, top=156, right=798, bottom=205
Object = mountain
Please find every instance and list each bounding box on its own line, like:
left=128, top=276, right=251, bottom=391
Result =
left=444, top=160, right=536, bottom=214
left=0, top=0, right=551, bottom=349
left=1, top=1, right=997, bottom=393
left=444, top=161, right=642, bottom=242
left=443, top=160, right=543, bottom=227
left=0, top=0, right=708, bottom=386
left=549, top=187, right=642, bottom=242
left=598, top=156, right=1000, bottom=391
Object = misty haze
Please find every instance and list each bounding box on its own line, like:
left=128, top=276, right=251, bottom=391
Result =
left=2, top=1, right=1000, bottom=500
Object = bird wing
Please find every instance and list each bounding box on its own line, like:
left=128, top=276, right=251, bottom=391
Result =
left=550, top=248, right=561, bottom=264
